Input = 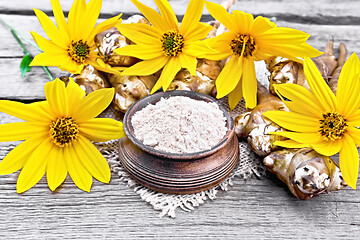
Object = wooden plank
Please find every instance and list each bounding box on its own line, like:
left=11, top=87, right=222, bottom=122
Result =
left=1, top=0, right=359, bottom=22
left=0, top=155, right=359, bottom=239
left=0, top=57, right=62, bottom=100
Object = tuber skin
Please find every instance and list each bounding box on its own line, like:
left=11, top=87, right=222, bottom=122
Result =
left=167, top=59, right=223, bottom=97
left=95, top=15, right=148, bottom=67
left=70, top=65, right=110, bottom=95
left=264, top=148, right=347, bottom=200
left=234, top=84, right=288, bottom=156
left=108, top=73, right=158, bottom=113
left=266, top=41, right=348, bottom=95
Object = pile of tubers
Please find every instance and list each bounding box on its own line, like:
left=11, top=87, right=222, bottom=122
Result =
left=66, top=11, right=348, bottom=200
left=235, top=40, right=348, bottom=199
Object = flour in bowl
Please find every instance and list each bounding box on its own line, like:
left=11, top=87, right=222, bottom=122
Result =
left=131, top=96, right=228, bottom=154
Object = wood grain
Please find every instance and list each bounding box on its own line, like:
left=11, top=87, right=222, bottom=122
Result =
left=1, top=0, right=360, bottom=239
left=1, top=0, right=360, bottom=21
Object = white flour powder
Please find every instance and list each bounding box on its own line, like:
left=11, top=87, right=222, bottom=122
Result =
left=131, top=96, right=228, bottom=154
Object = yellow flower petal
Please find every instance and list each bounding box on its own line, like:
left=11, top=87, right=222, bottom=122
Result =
left=336, top=53, right=360, bottom=116
left=33, top=8, right=69, bottom=48
left=50, top=0, right=69, bottom=32
left=154, top=0, right=179, bottom=31
left=311, top=139, right=342, bottom=156
left=73, top=135, right=111, bottom=183
left=273, top=83, right=322, bottom=118
left=348, top=110, right=360, bottom=127
left=160, top=57, right=182, bottom=91
left=215, top=56, right=243, bottom=99
left=200, top=33, right=233, bottom=60
left=181, top=0, right=205, bottom=38
left=178, top=53, right=197, bottom=76
left=64, top=144, right=92, bottom=192
left=232, top=10, right=254, bottom=33
left=0, top=134, right=47, bottom=175
left=30, top=31, right=65, bottom=53
left=30, top=51, right=70, bottom=68
left=114, top=44, right=163, bottom=60
left=84, top=0, right=102, bottom=30
left=258, top=27, right=310, bottom=44
left=0, top=122, right=47, bottom=142
left=67, top=0, right=86, bottom=39
left=228, top=79, right=243, bottom=110
left=16, top=139, right=53, bottom=193
left=79, top=118, right=125, bottom=142
left=91, top=14, right=122, bottom=42
left=205, top=1, right=237, bottom=32
left=0, top=100, right=50, bottom=122
left=339, top=134, right=359, bottom=189
left=263, top=111, right=319, bottom=132
left=116, top=23, right=162, bottom=46
left=46, top=146, right=67, bottom=191
left=122, top=57, right=168, bottom=76
left=259, top=43, right=322, bottom=62
left=183, top=22, right=213, bottom=42
left=346, top=127, right=360, bottom=147
left=86, top=59, right=122, bottom=75
left=130, top=0, right=166, bottom=31
left=73, top=88, right=114, bottom=123
left=250, top=16, right=276, bottom=34
left=271, top=131, right=322, bottom=144
left=45, top=78, right=68, bottom=117
left=66, top=78, right=86, bottom=116
left=242, top=58, right=257, bottom=109
left=303, top=57, right=337, bottom=111
left=273, top=139, right=311, bottom=148
left=183, top=41, right=218, bottom=58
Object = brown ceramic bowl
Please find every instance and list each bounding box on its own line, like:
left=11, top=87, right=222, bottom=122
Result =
left=123, top=90, right=234, bottom=160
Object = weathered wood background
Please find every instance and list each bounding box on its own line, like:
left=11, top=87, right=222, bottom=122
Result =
left=0, top=0, right=360, bottom=239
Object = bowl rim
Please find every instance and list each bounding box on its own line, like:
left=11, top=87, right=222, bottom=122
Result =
left=123, top=90, right=234, bottom=160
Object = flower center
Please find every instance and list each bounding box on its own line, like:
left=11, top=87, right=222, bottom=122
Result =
left=230, top=34, right=256, bottom=58
left=161, top=30, right=184, bottom=57
left=49, top=117, right=79, bottom=147
left=67, top=40, right=90, bottom=64
left=319, top=112, right=348, bottom=141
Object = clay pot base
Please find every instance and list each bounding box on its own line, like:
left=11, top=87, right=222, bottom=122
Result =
left=118, top=135, right=239, bottom=195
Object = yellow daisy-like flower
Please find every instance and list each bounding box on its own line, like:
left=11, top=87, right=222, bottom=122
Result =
left=30, top=0, right=122, bottom=74
left=114, top=0, right=215, bottom=93
left=263, top=53, right=360, bottom=189
left=0, top=78, right=125, bottom=193
left=203, top=1, right=322, bottom=109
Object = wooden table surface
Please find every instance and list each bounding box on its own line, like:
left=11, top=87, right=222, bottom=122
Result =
left=1, top=0, right=360, bottom=239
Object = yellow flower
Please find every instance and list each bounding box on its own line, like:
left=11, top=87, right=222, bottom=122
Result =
left=30, top=0, right=122, bottom=74
left=263, top=53, right=360, bottom=189
left=203, top=1, right=322, bottom=109
left=114, top=0, right=215, bottom=93
left=0, top=78, right=125, bottom=193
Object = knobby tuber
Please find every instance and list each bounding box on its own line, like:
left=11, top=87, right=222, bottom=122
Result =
left=266, top=41, right=347, bottom=95
left=264, top=148, right=347, bottom=200
left=234, top=84, right=287, bottom=156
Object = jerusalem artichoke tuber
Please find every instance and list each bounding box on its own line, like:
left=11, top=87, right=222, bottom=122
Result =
left=264, top=148, right=347, bottom=200
left=266, top=41, right=347, bottom=95
left=234, top=84, right=287, bottom=156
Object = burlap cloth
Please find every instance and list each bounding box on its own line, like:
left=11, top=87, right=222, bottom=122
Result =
left=95, top=61, right=270, bottom=218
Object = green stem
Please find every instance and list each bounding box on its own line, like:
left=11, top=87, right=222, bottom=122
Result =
left=0, top=17, right=53, bottom=80
left=0, top=18, right=41, bottom=51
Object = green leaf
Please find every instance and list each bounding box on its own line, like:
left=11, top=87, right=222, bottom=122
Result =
left=20, top=54, right=32, bottom=78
